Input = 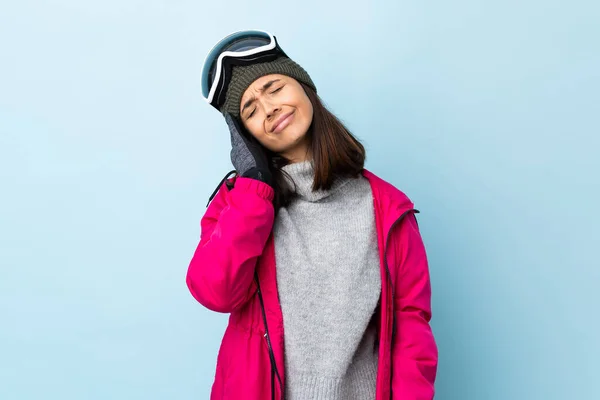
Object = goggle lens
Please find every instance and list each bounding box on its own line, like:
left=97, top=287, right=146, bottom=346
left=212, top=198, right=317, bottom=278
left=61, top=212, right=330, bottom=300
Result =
left=201, top=30, right=273, bottom=99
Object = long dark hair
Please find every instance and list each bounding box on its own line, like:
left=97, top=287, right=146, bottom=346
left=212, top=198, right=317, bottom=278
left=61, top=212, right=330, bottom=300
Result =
left=267, top=82, right=366, bottom=211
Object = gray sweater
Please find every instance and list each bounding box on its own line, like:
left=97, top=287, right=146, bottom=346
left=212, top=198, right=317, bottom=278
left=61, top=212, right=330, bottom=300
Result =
left=273, top=160, right=382, bottom=400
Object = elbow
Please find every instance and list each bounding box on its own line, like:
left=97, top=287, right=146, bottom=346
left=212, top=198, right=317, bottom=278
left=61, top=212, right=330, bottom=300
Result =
left=185, top=260, right=254, bottom=314
left=186, top=275, right=233, bottom=313
left=395, top=308, right=439, bottom=369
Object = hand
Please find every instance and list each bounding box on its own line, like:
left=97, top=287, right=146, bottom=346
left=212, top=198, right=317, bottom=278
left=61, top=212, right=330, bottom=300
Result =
left=225, top=112, right=273, bottom=187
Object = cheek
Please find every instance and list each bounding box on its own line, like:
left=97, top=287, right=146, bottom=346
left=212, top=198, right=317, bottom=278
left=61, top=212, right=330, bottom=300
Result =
left=244, top=119, right=263, bottom=138
left=298, top=97, right=313, bottom=128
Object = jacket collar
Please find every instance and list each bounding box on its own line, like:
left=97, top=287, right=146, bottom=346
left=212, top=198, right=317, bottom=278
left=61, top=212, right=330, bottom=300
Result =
left=362, top=169, right=416, bottom=235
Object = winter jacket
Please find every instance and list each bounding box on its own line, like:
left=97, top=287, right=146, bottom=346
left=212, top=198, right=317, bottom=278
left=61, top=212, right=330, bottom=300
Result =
left=186, top=169, right=438, bottom=399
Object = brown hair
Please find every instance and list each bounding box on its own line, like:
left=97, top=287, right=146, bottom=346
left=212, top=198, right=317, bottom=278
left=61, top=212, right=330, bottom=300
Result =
left=267, top=82, right=366, bottom=211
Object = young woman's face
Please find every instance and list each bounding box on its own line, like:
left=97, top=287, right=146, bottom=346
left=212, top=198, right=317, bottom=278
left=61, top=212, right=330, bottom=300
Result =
left=239, top=74, right=313, bottom=162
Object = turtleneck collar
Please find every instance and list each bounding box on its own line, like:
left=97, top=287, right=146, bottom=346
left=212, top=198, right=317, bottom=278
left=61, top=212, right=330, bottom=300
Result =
left=281, top=160, right=354, bottom=202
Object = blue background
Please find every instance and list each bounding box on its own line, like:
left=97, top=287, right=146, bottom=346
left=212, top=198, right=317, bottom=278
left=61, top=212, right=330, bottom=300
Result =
left=1, top=1, right=598, bottom=399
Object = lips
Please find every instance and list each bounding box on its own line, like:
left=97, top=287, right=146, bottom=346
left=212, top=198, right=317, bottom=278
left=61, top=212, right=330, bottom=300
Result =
left=271, top=111, right=294, bottom=133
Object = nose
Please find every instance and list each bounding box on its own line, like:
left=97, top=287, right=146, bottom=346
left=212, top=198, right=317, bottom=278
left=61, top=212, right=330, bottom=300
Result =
left=264, top=99, right=281, bottom=120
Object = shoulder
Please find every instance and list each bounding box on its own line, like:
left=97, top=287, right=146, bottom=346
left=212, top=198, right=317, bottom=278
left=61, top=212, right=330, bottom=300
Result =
left=361, top=168, right=415, bottom=211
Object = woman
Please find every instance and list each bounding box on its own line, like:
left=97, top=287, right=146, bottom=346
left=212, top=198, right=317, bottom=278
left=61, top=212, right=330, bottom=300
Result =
left=186, top=30, right=438, bottom=400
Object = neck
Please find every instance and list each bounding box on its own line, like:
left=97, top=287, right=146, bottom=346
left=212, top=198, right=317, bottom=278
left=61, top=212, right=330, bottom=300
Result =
left=279, top=138, right=310, bottom=164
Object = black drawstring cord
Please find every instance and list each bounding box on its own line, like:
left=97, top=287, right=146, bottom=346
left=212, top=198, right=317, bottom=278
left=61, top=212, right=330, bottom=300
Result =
left=206, top=169, right=237, bottom=207
left=255, top=272, right=284, bottom=400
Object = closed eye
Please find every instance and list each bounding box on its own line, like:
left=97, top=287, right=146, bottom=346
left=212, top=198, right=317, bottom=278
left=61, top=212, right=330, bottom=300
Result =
left=246, top=86, right=284, bottom=119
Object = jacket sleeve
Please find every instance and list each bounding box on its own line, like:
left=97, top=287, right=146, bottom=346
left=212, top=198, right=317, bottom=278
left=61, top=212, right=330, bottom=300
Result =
left=391, top=212, right=438, bottom=399
left=186, top=177, right=275, bottom=313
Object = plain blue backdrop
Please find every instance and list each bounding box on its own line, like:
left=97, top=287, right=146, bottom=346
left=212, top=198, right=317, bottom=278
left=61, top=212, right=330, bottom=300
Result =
left=1, top=1, right=598, bottom=399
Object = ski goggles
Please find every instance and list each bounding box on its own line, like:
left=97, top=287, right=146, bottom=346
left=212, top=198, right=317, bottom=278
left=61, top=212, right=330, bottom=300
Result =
left=201, top=29, right=288, bottom=110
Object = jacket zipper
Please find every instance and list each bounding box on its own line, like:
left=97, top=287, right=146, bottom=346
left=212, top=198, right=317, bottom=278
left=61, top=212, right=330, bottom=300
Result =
left=255, top=272, right=284, bottom=400
left=383, top=208, right=419, bottom=397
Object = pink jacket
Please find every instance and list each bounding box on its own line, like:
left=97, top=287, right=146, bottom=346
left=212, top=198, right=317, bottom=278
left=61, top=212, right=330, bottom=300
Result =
left=186, top=170, right=438, bottom=400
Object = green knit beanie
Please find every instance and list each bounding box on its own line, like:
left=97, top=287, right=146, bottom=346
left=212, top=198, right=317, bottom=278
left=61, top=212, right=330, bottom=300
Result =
left=220, top=56, right=316, bottom=118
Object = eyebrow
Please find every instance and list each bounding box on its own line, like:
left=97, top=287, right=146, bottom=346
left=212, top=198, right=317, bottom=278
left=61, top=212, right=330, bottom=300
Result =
left=241, top=79, right=281, bottom=114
